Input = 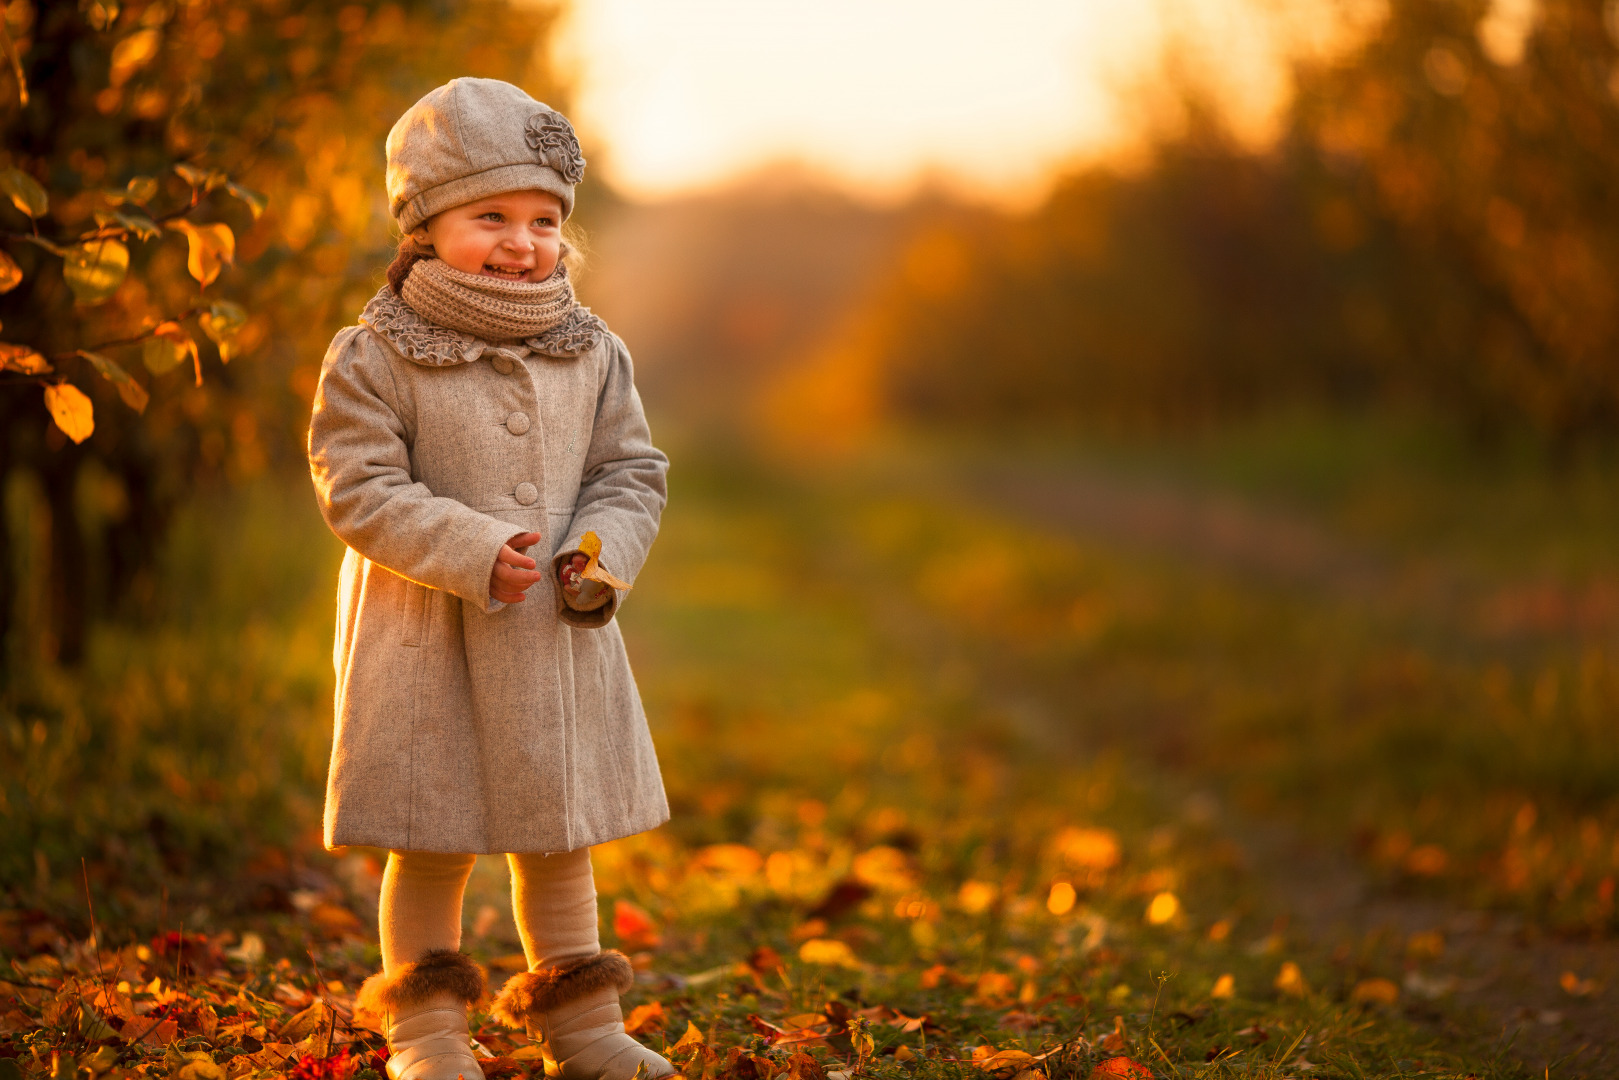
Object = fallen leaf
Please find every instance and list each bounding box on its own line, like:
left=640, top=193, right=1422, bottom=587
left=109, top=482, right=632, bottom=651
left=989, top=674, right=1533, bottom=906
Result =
left=278, top=1003, right=327, bottom=1041
left=972, top=972, right=1017, bottom=1005
left=1087, top=1056, right=1151, bottom=1079
left=1274, top=961, right=1309, bottom=997
left=670, top=1021, right=704, bottom=1052
left=1046, top=881, right=1077, bottom=915
left=958, top=880, right=998, bottom=914
left=1559, top=971, right=1598, bottom=997
left=798, top=938, right=861, bottom=969
left=1210, top=973, right=1235, bottom=999
left=1054, top=827, right=1121, bottom=871
left=119, top=1016, right=177, bottom=1046
left=624, top=1001, right=664, bottom=1036
left=309, top=903, right=364, bottom=938
left=612, top=898, right=660, bottom=950
left=1350, top=977, right=1400, bottom=1005
left=1145, top=891, right=1179, bottom=925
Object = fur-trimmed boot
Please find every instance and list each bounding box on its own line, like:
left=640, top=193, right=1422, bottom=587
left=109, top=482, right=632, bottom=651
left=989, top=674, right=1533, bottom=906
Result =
left=355, top=950, right=487, bottom=1080
left=490, top=950, right=673, bottom=1080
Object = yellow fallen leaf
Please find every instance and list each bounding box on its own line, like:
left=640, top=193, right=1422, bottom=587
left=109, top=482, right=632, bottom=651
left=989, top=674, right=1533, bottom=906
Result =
left=1210, top=974, right=1235, bottom=999
left=1046, top=881, right=1076, bottom=915
left=1350, top=977, right=1400, bottom=1005
left=670, top=1020, right=704, bottom=1052
left=1274, top=961, right=1309, bottom=997
left=1146, top=891, right=1179, bottom=925
left=798, top=938, right=861, bottom=968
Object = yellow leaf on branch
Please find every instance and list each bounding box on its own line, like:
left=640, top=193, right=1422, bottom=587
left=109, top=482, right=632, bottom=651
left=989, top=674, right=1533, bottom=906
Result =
left=0, top=342, right=50, bottom=374
left=169, top=220, right=235, bottom=287
left=44, top=383, right=94, bottom=443
left=143, top=322, right=200, bottom=383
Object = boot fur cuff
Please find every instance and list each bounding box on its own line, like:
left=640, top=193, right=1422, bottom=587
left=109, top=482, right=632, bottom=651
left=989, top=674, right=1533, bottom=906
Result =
left=355, top=949, right=487, bottom=1025
left=490, top=950, right=635, bottom=1027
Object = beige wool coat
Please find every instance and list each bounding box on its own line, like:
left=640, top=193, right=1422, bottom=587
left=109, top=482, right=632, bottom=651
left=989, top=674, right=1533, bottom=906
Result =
left=307, top=287, right=669, bottom=855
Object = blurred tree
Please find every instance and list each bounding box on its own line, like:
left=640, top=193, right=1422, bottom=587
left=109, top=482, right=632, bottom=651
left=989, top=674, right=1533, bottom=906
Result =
left=859, top=0, right=1619, bottom=445
left=0, top=0, right=566, bottom=672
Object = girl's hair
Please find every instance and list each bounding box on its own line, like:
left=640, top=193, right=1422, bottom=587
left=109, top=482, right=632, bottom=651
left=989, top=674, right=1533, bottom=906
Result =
left=387, top=221, right=589, bottom=295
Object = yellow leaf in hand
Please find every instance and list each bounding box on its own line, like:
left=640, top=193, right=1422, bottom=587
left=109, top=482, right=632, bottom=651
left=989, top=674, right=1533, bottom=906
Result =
left=576, top=530, right=632, bottom=591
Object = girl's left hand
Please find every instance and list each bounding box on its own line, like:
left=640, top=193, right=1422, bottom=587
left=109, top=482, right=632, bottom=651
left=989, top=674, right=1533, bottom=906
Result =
left=558, top=553, right=590, bottom=599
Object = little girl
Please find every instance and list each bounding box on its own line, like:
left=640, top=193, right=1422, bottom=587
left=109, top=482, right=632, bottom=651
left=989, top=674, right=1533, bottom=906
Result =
left=306, top=78, right=672, bottom=1080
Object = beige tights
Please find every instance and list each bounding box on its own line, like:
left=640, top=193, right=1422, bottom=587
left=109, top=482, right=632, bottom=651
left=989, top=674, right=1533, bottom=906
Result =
left=379, top=848, right=601, bottom=974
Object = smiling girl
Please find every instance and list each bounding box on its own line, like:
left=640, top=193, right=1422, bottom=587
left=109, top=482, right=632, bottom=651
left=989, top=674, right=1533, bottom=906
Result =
left=307, top=79, right=671, bottom=1080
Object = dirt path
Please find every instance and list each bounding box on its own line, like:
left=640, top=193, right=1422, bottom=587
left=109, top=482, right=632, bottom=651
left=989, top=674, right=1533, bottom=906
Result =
left=952, top=461, right=1619, bottom=1077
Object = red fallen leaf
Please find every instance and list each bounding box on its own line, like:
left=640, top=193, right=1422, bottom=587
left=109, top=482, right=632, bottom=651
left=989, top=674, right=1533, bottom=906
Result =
left=612, top=900, right=661, bottom=951
left=289, top=1047, right=357, bottom=1080
left=1088, top=1057, right=1152, bottom=1079
left=476, top=1057, right=523, bottom=1078
left=119, top=1016, right=178, bottom=1046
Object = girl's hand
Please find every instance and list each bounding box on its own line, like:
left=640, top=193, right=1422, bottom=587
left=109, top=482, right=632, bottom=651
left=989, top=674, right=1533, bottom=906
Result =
left=557, top=553, right=590, bottom=599
left=491, top=532, right=544, bottom=603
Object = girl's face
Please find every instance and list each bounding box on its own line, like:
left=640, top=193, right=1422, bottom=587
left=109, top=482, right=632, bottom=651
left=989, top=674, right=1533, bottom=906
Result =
left=411, top=190, right=564, bottom=283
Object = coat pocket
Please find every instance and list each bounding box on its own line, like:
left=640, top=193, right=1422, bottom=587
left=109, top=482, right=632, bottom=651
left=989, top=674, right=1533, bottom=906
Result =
left=400, top=580, right=428, bottom=647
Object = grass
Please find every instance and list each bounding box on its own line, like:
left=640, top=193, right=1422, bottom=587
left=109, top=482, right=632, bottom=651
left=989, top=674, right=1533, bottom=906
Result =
left=7, top=415, right=1619, bottom=1078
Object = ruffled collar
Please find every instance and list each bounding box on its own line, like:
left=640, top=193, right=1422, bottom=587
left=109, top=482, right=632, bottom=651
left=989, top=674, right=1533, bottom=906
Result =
left=360, top=285, right=607, bottom=366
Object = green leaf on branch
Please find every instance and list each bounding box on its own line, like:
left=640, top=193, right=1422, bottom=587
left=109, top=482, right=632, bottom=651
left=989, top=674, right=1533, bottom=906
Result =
left=0, top=342, right=50, bottom=374
left=80, top=349, right=149, bottom=413
left=225, top=182, right=267, bottom=219
left=62, top=238, right=130, bottom=303
left=0, top=248, right=21, bottom=292
left=199, top=300, right=248, bottom=361
left=44, top=382, right=94, bottom=443
left=169, top=220, right=234, bottom=287
left=142, top=321, right=198, bottom=380
left=0, top=167, right=47, bottom=218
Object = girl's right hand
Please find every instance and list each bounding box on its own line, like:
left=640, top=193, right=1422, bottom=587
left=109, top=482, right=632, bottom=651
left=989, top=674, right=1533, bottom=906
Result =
left=491, top=532, right=545, bottom=603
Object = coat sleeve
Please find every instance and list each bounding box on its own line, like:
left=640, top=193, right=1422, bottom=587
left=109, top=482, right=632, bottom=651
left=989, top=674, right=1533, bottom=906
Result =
left=308, top=327, right=521, bottom=610
left=553, top=334, right=669, bottom=628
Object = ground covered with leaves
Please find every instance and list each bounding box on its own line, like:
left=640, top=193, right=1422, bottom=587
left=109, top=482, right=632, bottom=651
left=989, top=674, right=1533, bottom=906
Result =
left=6, top=424, right=1618, bottom=1079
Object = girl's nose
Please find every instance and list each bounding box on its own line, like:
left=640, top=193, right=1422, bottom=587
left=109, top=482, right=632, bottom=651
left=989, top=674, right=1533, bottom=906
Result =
left=502, top=231, right=534, bottom=253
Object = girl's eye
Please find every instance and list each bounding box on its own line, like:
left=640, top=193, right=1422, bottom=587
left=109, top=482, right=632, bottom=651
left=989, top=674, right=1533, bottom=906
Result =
left=533, top=218, right=554, bottom=228
left=482, top=212, right=504, bottom=222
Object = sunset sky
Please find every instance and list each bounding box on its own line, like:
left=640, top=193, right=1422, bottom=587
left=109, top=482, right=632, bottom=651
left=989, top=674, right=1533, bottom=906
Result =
left=553, top=0, right=1386, bottom=205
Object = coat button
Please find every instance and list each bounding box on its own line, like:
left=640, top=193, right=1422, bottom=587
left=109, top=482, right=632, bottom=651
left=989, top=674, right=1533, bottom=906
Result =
left=514, top=482, right=538, bottom=506
left=506, top=411, right=531, bottom=436
left=492, top=356, right=515, bottom=375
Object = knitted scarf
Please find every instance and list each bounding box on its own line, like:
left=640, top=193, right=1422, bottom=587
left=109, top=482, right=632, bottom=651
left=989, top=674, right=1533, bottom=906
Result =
left=400, top=256, right=580, bottom=342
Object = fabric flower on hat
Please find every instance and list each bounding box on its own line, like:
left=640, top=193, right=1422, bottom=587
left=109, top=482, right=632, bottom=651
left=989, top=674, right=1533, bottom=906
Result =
left=526, top=111, right=586, bottom=185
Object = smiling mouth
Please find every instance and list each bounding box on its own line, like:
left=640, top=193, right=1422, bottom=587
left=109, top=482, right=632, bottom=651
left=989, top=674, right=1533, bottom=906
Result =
left=482, top=264, right=531, bottom=280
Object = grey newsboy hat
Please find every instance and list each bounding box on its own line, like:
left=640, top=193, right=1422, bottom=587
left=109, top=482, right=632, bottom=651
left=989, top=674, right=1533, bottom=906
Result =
left=386, top=77, right=585, bottom=233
